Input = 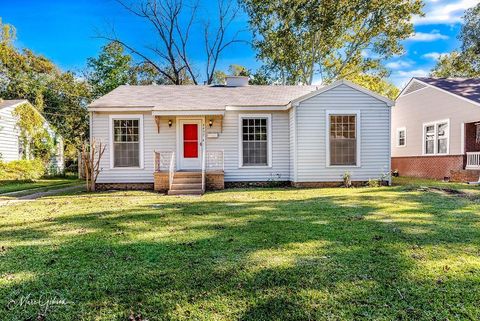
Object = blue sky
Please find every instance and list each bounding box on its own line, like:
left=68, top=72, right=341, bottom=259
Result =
left=1, top=0, right=478, bottom=88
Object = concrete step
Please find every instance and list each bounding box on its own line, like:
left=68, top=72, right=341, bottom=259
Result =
left=173, top=177, right=202, bottom=184
left=168, top=189, right=203, bottom=195
left=171, top=183, right=202, bottom=190
left=174, top=171, right=202, bottom=178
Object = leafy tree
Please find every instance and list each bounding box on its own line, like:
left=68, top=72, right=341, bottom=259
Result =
left=12, top=103, right=55, bottom=163
left=0, top=19, right=91, bottom=159
left=431, top=4, right=480, bottom=77
left=87, top=42, right=136, bottom=99
left=241, top=0, right=423, bottom=85
left=346, top=73, right=399, bottom=100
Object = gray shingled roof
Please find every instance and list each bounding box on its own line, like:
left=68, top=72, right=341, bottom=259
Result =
left=415, top=77, right=480, bottom=105
left=89, top=85, right=320, bottom=110
left=0, top=99, right=28, bottom=110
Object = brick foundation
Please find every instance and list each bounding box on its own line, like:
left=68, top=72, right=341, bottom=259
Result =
left=450, top=169, right=480, bottom=182
left=95, top=183, right=154, bottom=191
left=206, top=171, right=225, bottom=190
left=392, top=155, right=464, bottom=180
left=154, top=172, right=169, bottom=192
left=225, top=181, right=291, bottom=188
left=292, top=181, right=376, bottom=188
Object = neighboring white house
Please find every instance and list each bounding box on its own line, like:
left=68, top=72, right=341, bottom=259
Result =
left=0, top=99, right=64, bottom=174
left=88, top=78, right=393, bottom=194
left=392, top=77, right=480, bottom=182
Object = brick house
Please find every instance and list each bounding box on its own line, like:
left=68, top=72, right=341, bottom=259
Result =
left=392, top=78, right=480, bottom=182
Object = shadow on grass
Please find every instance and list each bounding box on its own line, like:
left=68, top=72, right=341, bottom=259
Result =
left=0, top=187, right=479, bottom=320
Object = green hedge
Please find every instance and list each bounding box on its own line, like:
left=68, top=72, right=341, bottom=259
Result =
left=0, top=159, right=46, bottom=181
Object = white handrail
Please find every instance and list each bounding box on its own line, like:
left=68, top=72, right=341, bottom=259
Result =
left=169, top=152, right=175, bottom=190
left=201, top=128, right=207, bottom=193
left=466, top=151, right=480, bottom=170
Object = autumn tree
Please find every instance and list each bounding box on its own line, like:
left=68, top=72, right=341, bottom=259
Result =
left=241, top=0, right=423, bottom=85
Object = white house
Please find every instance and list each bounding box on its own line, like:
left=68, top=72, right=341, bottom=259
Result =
left=0, top=99, right=64, bottom=174
left=88, top=78, right=393, bottom=194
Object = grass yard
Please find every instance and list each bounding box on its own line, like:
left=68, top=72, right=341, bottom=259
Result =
left=1, top=178, right=480, bottom=320
left=0, top=177, right=81, bottom=194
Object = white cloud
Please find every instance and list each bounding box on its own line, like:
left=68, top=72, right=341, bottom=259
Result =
left=413, top=0, right=479, bottom=25
left=386, top=60, right=412, bottom=69
left=391, top=69, right=430, bottom=87
left=408, top=30, right=449, bottom=41
left=396, top=69, right=430, bottom=77
left=422, top=52, right=449, bottom=60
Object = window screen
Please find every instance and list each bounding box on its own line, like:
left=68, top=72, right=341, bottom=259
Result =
left=398, top=129, right=406, bottom=146
left=242, top=118, right=268, bottom=166
left=437, top=122, right=448, bottom=154
left=113, top=119, right=140, bottom=167
left=330, top=115, right=357, bottom=166
left=425, top=125, right=435, bottom=154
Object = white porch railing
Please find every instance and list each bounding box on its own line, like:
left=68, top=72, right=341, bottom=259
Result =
left=154, top=151, right=176, bottom=190
left=466, top=152, right=480, bottom=170
left=206, top=150, right=224, bottom=172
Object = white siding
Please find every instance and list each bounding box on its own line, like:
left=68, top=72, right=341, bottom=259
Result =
left=289, top=107, right=297, bottom=181
left=93, top=112, right=176, bottom=183
left=206, top=111, right=290, bottom=182
left=295, top=84, right=391, bottom=182
left=93, top=110, right=290, bottom=183
left=0, top=106, right=20, bottom=162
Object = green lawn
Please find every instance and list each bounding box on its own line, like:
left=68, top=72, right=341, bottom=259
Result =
left=1, top=178, right=479, bottom=320
left=0, top=177, right=81, bottom=194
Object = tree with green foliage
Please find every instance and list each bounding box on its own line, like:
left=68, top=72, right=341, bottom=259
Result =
left=241, top=0, right=423, bottom=85
left=87, top=42, right=136, bottom=99
left=12, top=103, right=55, bottom=163
left=431, top=4, right=480, bottom=78
left=346, top=74, right=399, bottom=101
left=0, top=19, right=90, bottom=160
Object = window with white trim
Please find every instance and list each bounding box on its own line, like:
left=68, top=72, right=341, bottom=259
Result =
left=113, top=119, right=140, bottom=167
left=424, top=120, right=449, bottom=155
left=241, top=117, right=269, bottom=166
left=329, top=115, right=357, bottom=166
left=397, top=128, right=406, bottom=147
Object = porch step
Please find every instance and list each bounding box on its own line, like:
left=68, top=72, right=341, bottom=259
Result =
left=173, top=177, right=202, bottom=184
left=171, top=183, right=202, bottom=190
left=168, top=171, right=203, bottom=195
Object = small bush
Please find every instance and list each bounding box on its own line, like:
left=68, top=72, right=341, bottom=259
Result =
left=342, top=171, right=352, bottom=188
left=367, top=178, right=380, bottom=188
left=0, top=159, right=46, bottom=181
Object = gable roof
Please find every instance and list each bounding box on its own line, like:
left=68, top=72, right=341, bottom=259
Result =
left=88, top=80, right=394, bottom=112
left=402, top=77, right=480, bottom=106
left=89, top=85, right=320, bottom=111
left=291, top=79, right=394, bottom=107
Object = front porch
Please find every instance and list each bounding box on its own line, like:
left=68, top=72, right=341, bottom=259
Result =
left=153, top=150, right=225, bottom=194
left=465, top=121, right=480, bottom=170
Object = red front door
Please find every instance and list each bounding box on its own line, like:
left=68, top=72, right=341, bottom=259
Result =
left=183, top=124, right=198, bottom=158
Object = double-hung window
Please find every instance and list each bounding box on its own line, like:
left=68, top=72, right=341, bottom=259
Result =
left=397, top=127, right=406, bottom=147
left=329, top=113, right=358, bottom=166
left=239, top=115, right=271, bottom=167
left=424, top=120, right=449, bottom=155
left=111, top=116, right=143, bottom=168
left=476, top=123, right=480, bottom=143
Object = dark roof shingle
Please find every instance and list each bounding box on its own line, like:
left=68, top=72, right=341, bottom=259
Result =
left=415, top=77, right=480, bottom=105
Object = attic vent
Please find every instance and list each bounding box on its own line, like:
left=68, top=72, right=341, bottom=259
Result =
left=226, top=76, right=249, bottom=87
left=403, top=81, right=427, bottom=95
